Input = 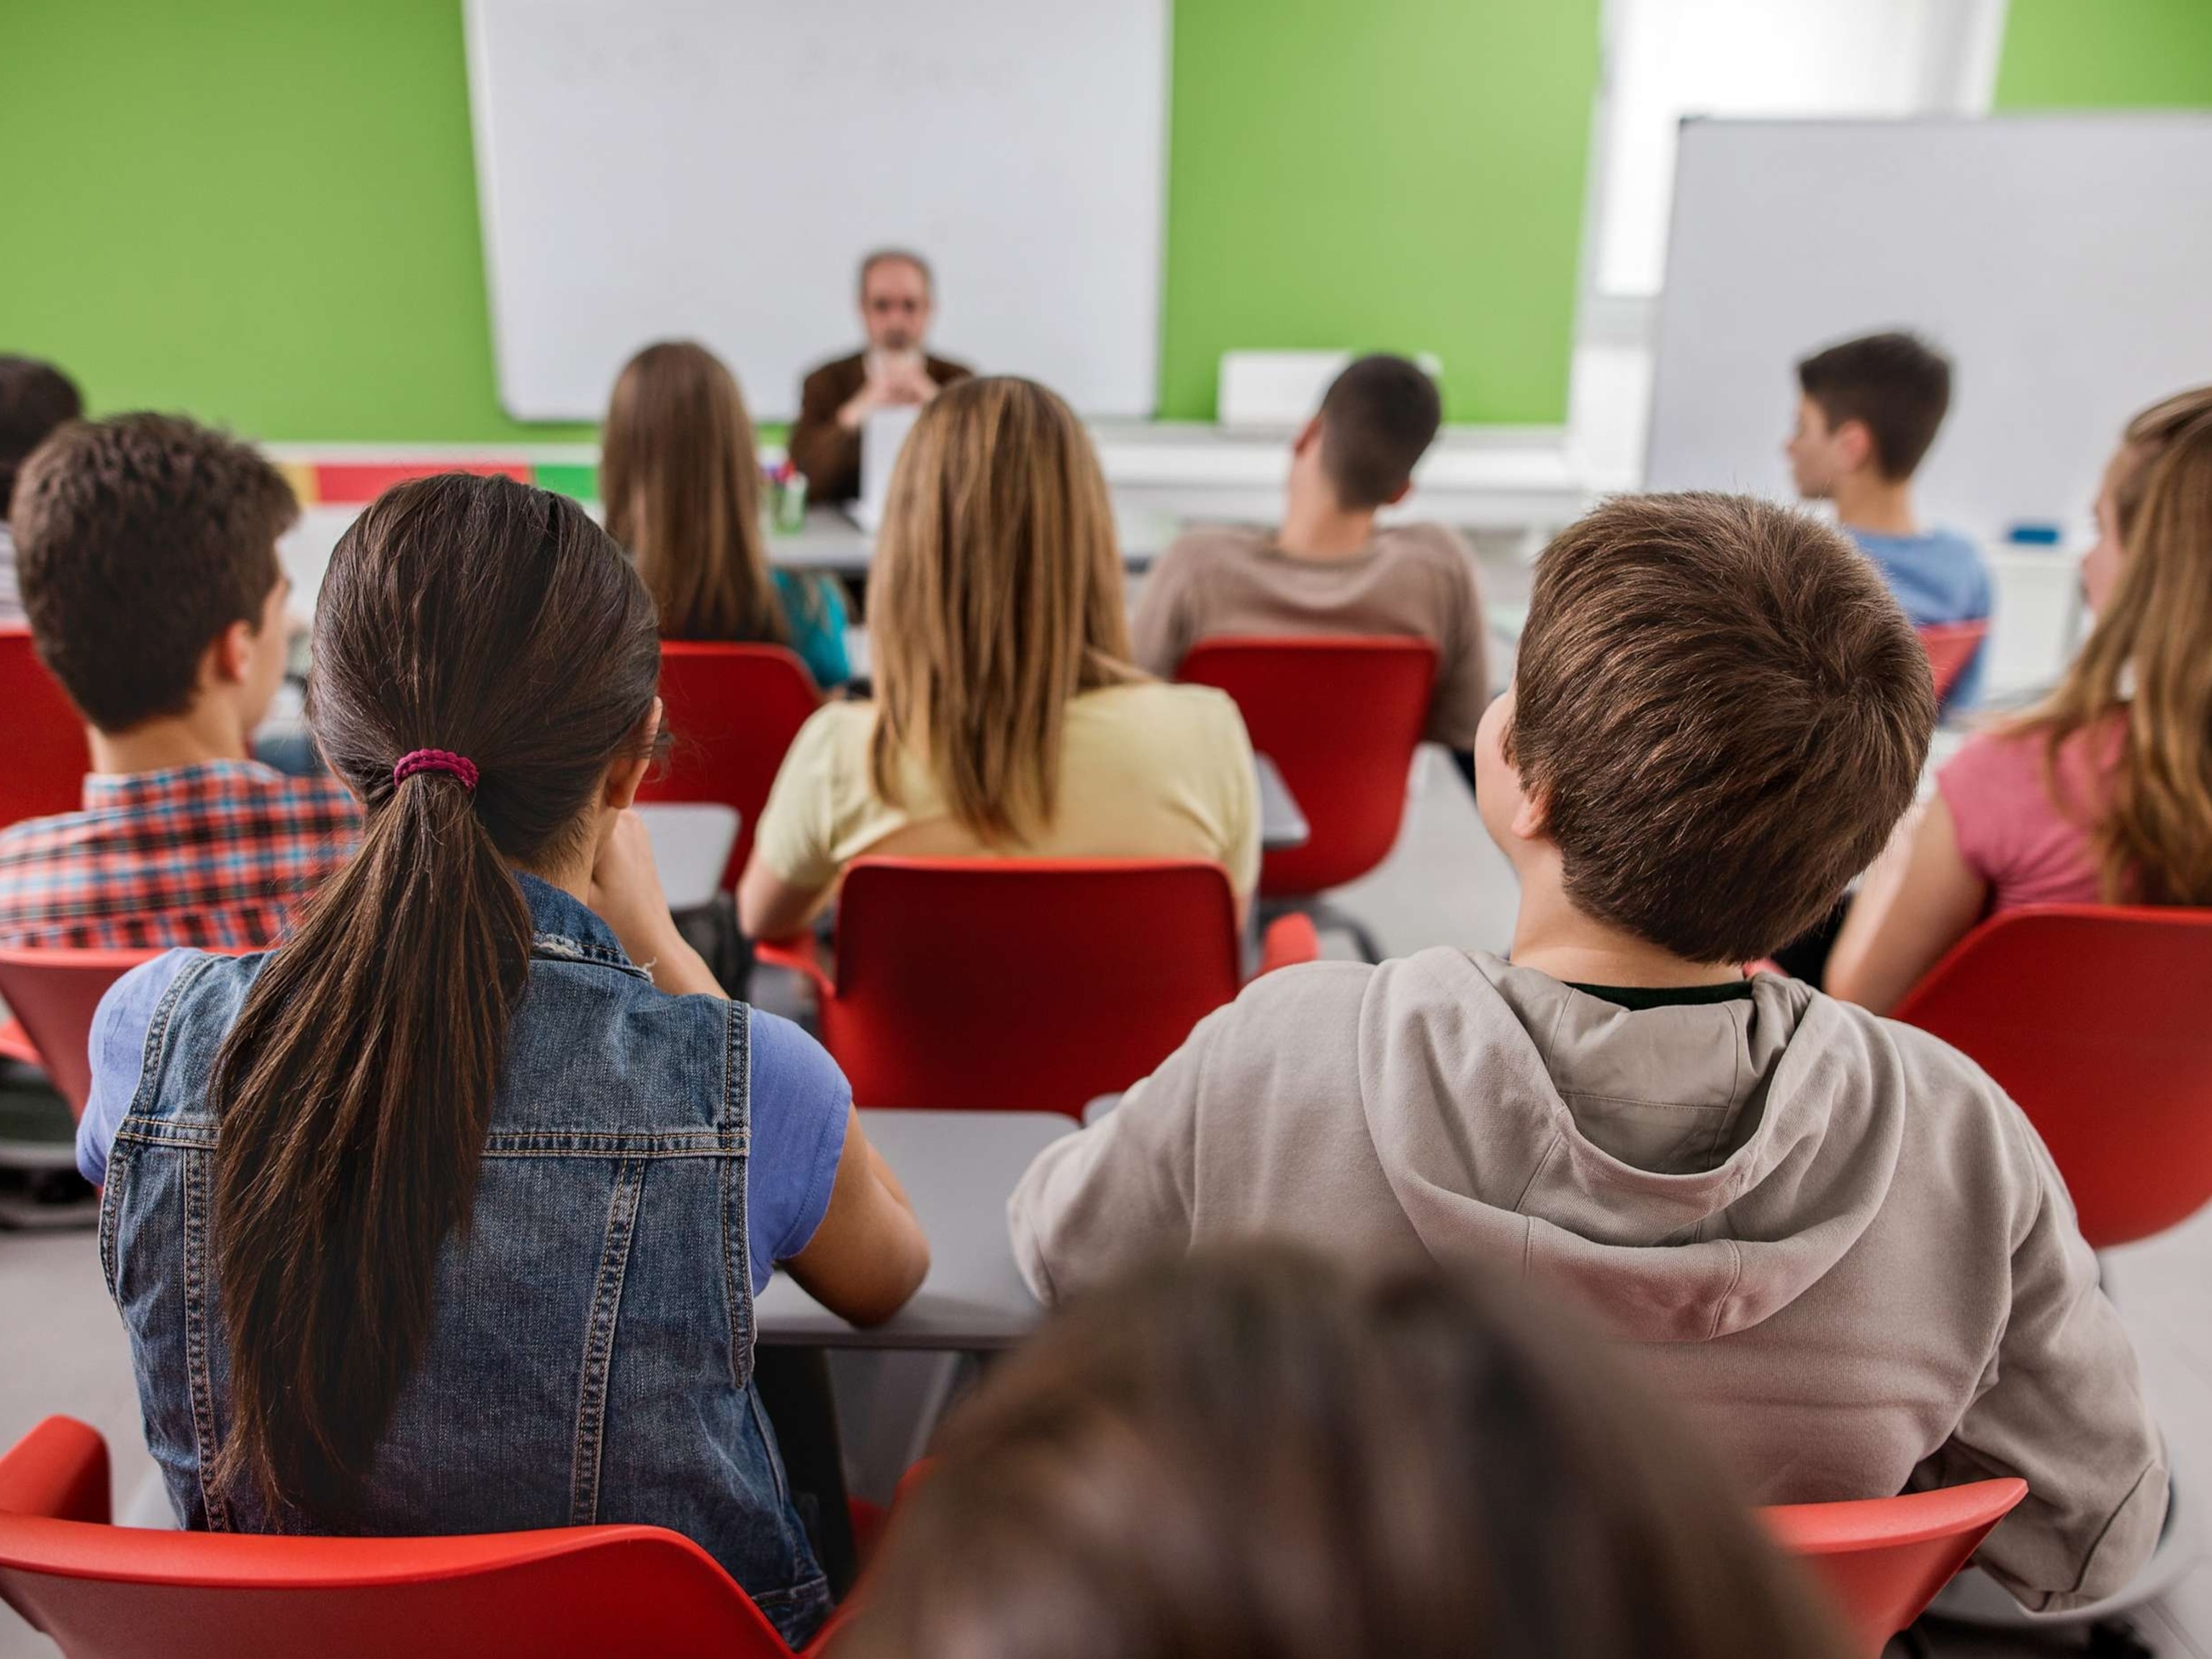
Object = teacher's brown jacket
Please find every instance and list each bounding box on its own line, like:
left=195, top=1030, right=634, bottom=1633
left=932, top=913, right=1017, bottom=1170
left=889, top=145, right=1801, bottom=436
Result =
left=787, top=351, right=973, bottom=503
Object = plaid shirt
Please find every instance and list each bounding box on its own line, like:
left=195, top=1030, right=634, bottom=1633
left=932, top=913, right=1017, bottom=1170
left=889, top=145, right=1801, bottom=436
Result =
left=0, top=760, right=359, bottom=951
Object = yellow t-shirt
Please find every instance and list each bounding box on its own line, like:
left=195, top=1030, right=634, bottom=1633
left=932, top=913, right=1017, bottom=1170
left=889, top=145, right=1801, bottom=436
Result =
left=754, top=680, right=1262, bottom=900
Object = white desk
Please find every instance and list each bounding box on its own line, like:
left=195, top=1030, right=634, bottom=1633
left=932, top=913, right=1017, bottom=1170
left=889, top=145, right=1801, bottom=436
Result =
left=634, top=803, right=738, bottom=913
left=755, top=1108, right=1071, bottom=1349
left=1254, top=754, right=1308, bottom=853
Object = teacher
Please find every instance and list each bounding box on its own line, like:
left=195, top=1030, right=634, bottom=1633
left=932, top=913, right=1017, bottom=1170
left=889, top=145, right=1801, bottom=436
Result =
left=788, top=249, right=973, bottom=504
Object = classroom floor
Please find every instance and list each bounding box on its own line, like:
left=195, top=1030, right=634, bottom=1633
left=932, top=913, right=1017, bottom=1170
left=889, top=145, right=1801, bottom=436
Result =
left=1, top=609, right=2193, bottom=1657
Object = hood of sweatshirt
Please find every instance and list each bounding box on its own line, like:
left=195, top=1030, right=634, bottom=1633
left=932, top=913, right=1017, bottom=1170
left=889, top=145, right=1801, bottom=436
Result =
left=1359, top=949, right=1909, bottom=1345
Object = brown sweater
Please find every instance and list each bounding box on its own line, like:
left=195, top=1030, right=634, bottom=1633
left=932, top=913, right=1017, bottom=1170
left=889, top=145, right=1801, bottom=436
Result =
left=1011, top=950, right=2167, bottom=1612
left=1133, top=522, right=1492, bottom=750
left=786, top=351, right=974, bottom=503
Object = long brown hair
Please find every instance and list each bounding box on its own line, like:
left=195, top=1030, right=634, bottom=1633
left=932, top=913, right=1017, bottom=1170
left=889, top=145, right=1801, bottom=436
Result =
left=602, top=340, right=788, bottom=644
left=837, top=1246, right=1848, bottom=1659
left=2020, top=387, right=2212, bottom=904
left=868, top=376, right=1138, bottom=840
left=207, top=473, right=663, bottom=1519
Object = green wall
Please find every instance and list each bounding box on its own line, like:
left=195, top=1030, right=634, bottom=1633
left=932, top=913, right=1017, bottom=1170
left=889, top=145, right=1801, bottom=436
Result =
left=1161, top=0, right=1599, bottom=423
left=0, top=0, right=1601, bottom=441
left=1994, top=0, right=2212, bottom=108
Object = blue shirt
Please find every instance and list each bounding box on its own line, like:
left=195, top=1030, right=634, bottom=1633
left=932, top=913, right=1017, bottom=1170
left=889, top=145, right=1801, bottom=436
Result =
left=770, top=568, right=850, bottom=691
left=80, top=922, right=847, bottom=1295
left=1847, top=526, right=1992, bottom=708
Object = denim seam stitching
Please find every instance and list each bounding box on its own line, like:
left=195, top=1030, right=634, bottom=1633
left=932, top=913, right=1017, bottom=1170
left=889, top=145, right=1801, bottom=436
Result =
left=724, top=1002, right=753, bottom=1386
left=569, top=1155, right=645, bottom=1525
left=96, top=1144, right=128, bottom=1298
left=130, top=952, right=221, bottom=1116
left=181, top=1146, right=231, bottom=1531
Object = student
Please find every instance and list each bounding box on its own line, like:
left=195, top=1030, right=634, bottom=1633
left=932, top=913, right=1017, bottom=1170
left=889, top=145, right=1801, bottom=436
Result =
left=739, top=377, right=1259, bottom=940
left=842, top=1245, right=1848, bottom=1659
left=78, top=474, right=925, bottom=1648
left=602, top=340, right=851, bottom=689
left=0, top=355, right=84, bottom=626
left=1827, top=387, right=2212, bottom=1013
left=1133, top=354, right=1490, bottom=761
left=1010, top=493, right=2164, bottom=1612
left=0, top=415, right=357, bottom=950
left=1787, top=331, right=1992, bottom=705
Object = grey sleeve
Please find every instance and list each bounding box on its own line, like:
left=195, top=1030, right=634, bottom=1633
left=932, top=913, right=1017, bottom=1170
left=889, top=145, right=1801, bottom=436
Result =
left=1008, top=1002, right=1225, bottom=1303
left=1916, top=1106, right=2168, bottom=1611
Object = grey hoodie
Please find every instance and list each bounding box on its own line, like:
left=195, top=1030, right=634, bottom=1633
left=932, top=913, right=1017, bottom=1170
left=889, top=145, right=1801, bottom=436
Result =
left=1010, top=948, right=2166, bottom=1612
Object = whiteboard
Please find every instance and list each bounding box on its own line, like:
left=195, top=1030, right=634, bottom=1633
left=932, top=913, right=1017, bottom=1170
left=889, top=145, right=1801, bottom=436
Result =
left=464, top=0, right=1167, bottom=422
left=1645, top=117, right=2212, bottom=536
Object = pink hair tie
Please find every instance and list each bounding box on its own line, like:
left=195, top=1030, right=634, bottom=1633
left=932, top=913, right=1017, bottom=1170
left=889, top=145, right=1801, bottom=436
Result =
left=392, top=749, right=480, bottom=791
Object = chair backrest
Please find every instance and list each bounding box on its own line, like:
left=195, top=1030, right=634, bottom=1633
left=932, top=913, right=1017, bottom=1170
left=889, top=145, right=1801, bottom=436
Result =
left=635, top=642, right=822, bottom=891
left=0, top=948, right=166, bottom=1119
left=1177, top=636, right=1437, bottom=896
left=0, top=629, right=89, bottom=834
left=1760, top=1479, right=2027, bottom=1659
left=1915, top=620, right=1987, bottom=703
left=821, top=858, right=1243, bottom=1115
left=1892, top=903, right=2212, bottom=1248
left=0, top=1416, right=797, bottom=1659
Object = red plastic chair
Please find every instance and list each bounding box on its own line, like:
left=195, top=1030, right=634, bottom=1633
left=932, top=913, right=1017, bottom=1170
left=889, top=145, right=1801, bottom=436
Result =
left=1177, top=637, right=1437, bottom=897
left=0, top=948, right=165, bottom=1120
left=0, top=628, right=89, bottom=833
left=1915, top=620, right=1987, bottom=704
left=756, top=858, right=1318, bottom=1117
left=1891, top=904, right=2212, bottom=1249
left=637, top=643, right=822, bottom=892
left=0, top=1416, right=817, bottom=1659
left=1761, top=1479, right=2028, bottom=1659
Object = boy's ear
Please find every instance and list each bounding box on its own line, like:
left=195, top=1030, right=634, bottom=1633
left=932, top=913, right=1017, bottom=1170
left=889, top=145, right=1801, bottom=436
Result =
left=1509, top=783, right=1552, bottom=844
left=1292, top=415, right=1322, bottom=458
left=205, top=619, right=256, bottom=688
left=1384, top=476, right=1414, bottom=508
left=1836, top=418, right=1878, bottom=475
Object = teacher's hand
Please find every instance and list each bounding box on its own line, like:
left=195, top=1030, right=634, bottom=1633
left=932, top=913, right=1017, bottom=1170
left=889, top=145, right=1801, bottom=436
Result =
left=836, top=380, right=888, bottom=431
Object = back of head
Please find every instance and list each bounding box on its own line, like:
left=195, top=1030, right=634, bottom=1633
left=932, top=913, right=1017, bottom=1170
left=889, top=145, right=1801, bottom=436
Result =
left=2037, top=390, right=2212, bottom=903
left=208, top=472, right=662, bottom=1521
left=841, top=1245, right=1846, bottom=1659
left=1796, top=332, right=1952, bottom=480
left=869, top=376, right=1135, bottom=839
left=0, top=355, right=82, bottom=518
left=1512, top=493, right=1933, bottom=964
left=1316, top=354, right=1443, bottom=508
left=12, top=413, right=295, bottom=732
left=601, top=339, right=782, bottom=644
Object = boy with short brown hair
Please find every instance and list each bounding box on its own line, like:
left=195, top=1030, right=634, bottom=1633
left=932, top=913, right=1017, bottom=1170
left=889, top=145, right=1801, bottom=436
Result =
left=1015, top=492, right=2163, bottom=1614
left=1788, top=331, right=1991, bottom=704
left=1133, top=354, right=1488, bottom=754
left=0, top=414, right=357, bottom=949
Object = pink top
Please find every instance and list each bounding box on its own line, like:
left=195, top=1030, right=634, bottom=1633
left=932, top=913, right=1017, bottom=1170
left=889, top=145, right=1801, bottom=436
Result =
left=1936, top=718, right=2123, bottom=913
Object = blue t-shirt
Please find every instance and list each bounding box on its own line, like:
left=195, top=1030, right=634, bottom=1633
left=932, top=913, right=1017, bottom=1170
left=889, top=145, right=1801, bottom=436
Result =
left=78, top=949, right=848, bottom=1294
left=1847, top=526, right=1992, bottom=708
left=771, top=569, right=851, bottom=691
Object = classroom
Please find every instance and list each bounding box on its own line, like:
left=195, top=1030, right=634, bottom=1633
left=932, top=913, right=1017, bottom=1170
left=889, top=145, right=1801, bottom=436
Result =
left=4, top=0, right=2212, bottom=1654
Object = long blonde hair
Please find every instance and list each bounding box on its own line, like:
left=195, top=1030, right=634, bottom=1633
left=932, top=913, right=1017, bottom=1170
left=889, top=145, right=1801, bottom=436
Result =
left=601, top=341, right=787, bottom=644
left=869, top=377, right=1140, bottom=840
left=2022, top=387, right=2212, bottom=904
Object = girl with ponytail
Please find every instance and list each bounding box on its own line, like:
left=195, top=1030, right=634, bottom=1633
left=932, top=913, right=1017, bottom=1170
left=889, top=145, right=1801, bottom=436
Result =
left=79, top=473, right=925, bottom=1647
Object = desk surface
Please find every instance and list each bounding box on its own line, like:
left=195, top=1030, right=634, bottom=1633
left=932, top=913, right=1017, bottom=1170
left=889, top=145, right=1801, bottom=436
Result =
left=1254, top=753, right=1308, bottom=853
left=635, top=803, right=738, bottom=913
left=755, top=1107, right=1071, bottom=1349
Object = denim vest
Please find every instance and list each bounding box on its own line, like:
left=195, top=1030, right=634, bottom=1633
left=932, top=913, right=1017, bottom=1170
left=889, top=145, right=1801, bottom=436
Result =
left=98, top=876, right=830, bottom=1645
